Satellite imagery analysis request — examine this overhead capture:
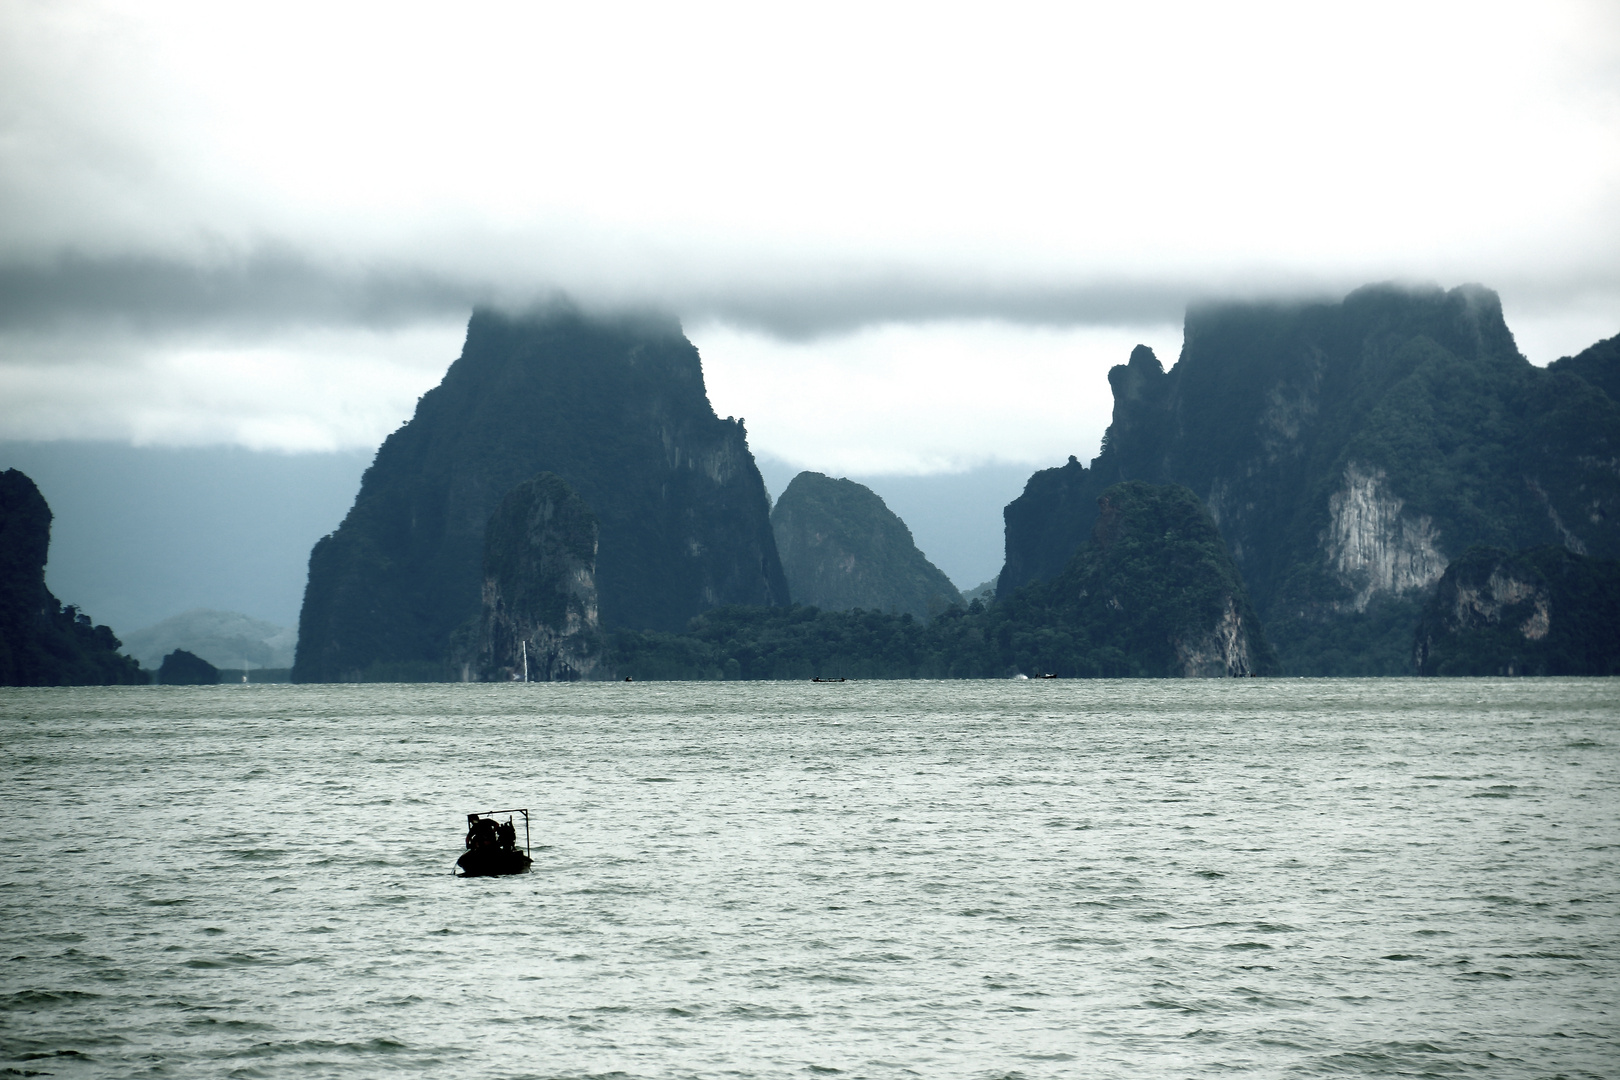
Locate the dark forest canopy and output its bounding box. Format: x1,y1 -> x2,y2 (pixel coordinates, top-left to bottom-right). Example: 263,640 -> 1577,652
1415,545 -> 1620,677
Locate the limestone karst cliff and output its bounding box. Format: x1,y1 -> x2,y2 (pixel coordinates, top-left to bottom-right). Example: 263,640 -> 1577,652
999,284 -> 1620,674
471,472 -> 604,682
771,471 -> 962,620
293,304 -> 788,682
0,469 -> 147,685
995,481 -> 1276,678
1414,545 -> 1620,676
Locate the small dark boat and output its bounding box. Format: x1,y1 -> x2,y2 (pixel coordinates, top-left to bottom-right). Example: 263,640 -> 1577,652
456,808 -> 533,877
811,677 -> 846,683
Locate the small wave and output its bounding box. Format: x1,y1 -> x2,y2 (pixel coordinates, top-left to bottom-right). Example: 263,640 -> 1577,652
1141,998 -> 1203,1013
2,989 -> 102,1007
239,1037 -> 411,1059
185,1017 -> 274,1032
228,849 -> 290,860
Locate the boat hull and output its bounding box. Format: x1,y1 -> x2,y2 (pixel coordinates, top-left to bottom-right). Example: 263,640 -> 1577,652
456,849 -> 533,877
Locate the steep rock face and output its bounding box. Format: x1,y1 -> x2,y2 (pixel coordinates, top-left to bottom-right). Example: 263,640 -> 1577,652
473,473 -> 603,681
993,481 -> 1277,677
1414,545 -> 1620,675
294,305 -> 788,681
1322,463 -> 1447,610
0,469 -> 146,685
1173,597 -> 1257,678
999,284 -> 1620,673
771,472 -> 962,620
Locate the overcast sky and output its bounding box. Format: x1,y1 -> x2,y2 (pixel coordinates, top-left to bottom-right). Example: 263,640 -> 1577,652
2,0 -> 1617,473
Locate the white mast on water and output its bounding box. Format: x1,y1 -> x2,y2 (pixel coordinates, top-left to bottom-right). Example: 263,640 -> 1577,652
521,639 -> 529,683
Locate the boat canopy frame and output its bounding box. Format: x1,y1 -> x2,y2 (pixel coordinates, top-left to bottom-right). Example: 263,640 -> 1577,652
467,807 -> 531,858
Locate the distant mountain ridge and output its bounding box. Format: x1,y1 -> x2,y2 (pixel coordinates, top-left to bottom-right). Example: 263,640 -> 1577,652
294,304 -> 788,682
999,283 -> 1620,674
771,471 -> 962,620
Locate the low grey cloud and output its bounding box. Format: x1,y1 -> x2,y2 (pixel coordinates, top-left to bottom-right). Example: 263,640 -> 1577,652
1,0 -> 1616,461
0,251 -> 483,336
0,246 -> 1340,343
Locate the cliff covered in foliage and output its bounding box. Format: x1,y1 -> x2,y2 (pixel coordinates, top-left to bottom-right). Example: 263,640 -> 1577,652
612,482 -> 1274,679
294,305 -> 788,682
1000,284 -> 1620,674
771,471 -> 962,620
0,469 -> 146,685
1413,546 -> 1620,676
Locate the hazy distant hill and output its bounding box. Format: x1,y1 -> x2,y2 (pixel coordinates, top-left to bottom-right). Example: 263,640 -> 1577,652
121,609 -> 295,671
771,471 -> 962,620
0,469 -> 146,685
294,303 -> 788,682
1000,283 -> 1620,674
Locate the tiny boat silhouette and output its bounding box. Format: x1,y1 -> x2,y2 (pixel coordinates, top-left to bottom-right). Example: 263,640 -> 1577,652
811,677 -> 846,682
456,808 -> 533,877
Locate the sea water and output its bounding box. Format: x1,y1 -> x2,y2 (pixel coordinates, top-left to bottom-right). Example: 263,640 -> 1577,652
1,678 -> 1615,1079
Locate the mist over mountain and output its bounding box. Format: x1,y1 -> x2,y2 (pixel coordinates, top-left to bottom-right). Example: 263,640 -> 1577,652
120,609 -> 295,671
1000,284 -> 1620,674
771,472 -> 962,620
294,304 -> 788,682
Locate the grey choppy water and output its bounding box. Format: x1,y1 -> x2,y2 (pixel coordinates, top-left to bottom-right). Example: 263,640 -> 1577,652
1,679 -> 1616,1079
